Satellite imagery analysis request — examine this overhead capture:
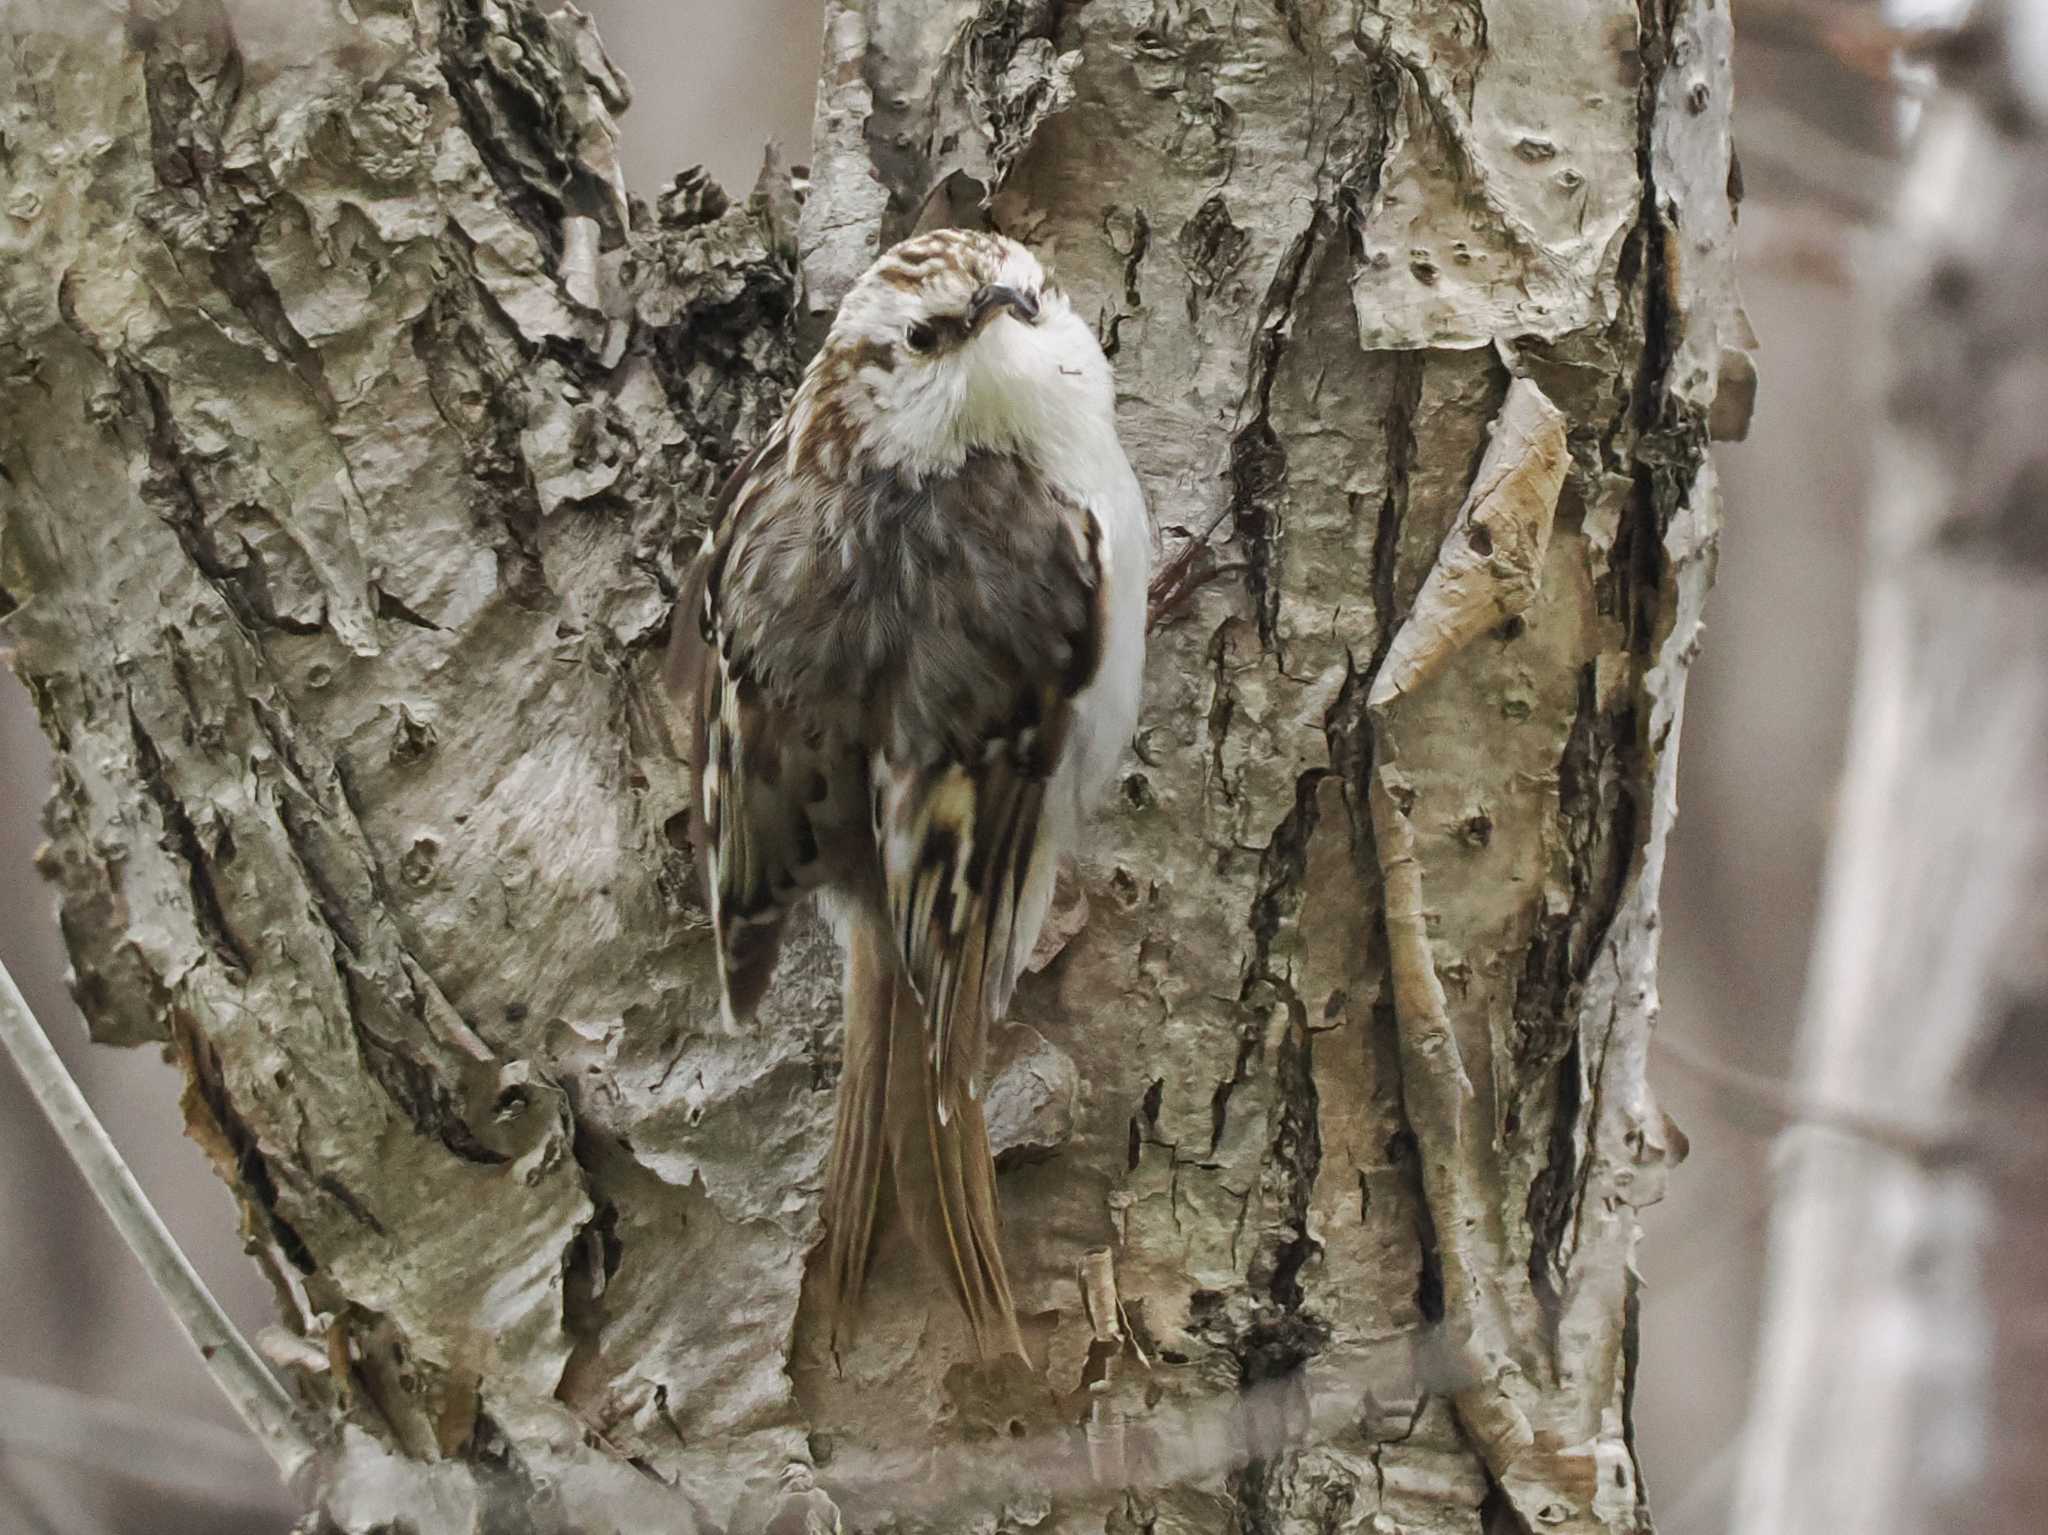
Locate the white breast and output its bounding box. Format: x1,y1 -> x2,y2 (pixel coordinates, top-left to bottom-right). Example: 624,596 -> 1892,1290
1066,461 -> 1150,817
959,298 -> 1152,994
985,303 -> 1152,821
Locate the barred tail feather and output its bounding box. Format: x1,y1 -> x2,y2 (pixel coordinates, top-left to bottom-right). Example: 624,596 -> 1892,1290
818,914 -> 1026,1362
893,998 -> 1025,1362
818,917 -> 895,1349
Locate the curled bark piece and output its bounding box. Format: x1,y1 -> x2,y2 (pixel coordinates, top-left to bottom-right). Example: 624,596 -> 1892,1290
1711,302 -> 1762,441
1080,1247 -> 1123,1344
1369,376 -> 1570,710
560,215 -> 603,310
259,1325 -> 334,1376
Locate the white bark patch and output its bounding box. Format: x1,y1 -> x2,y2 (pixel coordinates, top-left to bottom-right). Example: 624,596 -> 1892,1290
1347,0 -> 1640,349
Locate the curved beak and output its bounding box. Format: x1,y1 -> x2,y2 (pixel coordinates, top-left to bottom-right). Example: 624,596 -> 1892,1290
964,283 -> 1040,333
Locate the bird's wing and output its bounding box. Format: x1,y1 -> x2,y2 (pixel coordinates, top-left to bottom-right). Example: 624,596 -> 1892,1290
667,437 -> 856,1025
874,471 -> 1109,1118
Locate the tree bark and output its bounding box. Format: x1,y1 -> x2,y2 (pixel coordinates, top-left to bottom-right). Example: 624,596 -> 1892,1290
1734,7 -> 2048,1532
0,2 -> 1740,1531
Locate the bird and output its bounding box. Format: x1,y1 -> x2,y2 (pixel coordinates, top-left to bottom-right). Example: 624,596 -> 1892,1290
665,228 -> 1149,1361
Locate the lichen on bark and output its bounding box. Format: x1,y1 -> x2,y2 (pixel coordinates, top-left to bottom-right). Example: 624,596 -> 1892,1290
0,1 -> 1740,1530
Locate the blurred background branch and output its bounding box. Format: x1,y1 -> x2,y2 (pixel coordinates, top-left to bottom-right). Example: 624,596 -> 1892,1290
1735,2 -> 2048,1528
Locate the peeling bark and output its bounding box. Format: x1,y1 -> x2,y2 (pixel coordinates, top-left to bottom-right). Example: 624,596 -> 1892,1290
0,1 -> 1738,1530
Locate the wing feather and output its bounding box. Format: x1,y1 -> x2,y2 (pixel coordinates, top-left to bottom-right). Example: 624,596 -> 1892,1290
668,437 -> 852,1024
668,437 -> 1109,1073
878,506 -> 1106,1117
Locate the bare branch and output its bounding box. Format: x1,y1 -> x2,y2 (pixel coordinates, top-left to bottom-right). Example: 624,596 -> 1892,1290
0,960 -> 314,1486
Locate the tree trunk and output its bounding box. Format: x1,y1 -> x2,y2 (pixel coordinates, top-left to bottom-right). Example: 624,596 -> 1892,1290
0,2 -> 1740,1530
1734,7 -> 2048,1532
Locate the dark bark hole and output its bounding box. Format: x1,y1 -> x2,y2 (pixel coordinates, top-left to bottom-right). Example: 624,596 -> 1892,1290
1209,1078 -> 1233,1154
1468,524 -> 1494,556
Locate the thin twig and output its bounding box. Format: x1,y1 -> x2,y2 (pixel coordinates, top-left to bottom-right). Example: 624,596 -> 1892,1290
1650,1028 -> 1968,1164
0,959 -> 315,1485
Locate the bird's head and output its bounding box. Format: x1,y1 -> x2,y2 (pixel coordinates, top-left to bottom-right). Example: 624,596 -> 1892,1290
792,229 -> 1113,479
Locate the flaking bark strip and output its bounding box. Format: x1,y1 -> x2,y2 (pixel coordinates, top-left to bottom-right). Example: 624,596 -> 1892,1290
1369,379 -> 1570,710
1372,768 -> 1545,1477
1367,375 -> 1581,1519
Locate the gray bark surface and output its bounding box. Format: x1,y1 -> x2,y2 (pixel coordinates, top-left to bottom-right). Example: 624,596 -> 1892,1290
0,2 -> 1740,1530
1735,8 -> 2048,1532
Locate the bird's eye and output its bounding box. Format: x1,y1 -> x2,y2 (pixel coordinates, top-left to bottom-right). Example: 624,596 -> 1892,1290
905,320 -> 939,355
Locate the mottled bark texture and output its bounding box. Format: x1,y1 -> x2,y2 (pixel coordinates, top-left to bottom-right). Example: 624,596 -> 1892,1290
0,2 -> 1740,1531
1734,9 -> 2048,1534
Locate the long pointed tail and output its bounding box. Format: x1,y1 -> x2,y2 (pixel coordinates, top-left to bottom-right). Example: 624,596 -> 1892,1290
817,918 -> 894,1346
818,914 -> 1026,1361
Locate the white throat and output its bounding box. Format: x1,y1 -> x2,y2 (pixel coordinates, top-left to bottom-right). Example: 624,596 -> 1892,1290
904,300 -> 1119,488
